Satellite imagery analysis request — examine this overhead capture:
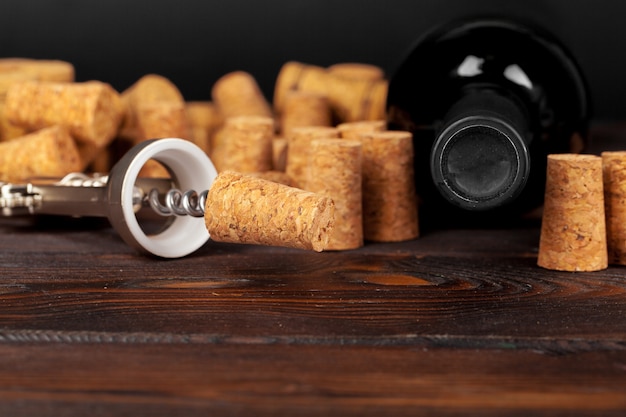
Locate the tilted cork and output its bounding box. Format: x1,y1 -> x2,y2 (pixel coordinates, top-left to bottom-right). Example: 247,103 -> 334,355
0,58 -> 75,99
327,63 -> 385,81
337,119 -> 387,139
4,80 -> 123,148
211,71 -> 273,119
0,125 -> 81,182
119,74 -> 186,143
273,61 -> 387,124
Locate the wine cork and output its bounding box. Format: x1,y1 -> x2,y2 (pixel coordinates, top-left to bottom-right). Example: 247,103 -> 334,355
279,91 -> 331,137
4,80 -> 123,148
126,101 -> 189,178
337,119 -> 387,139
273,61 -> 388,123
211,71 -> 273,119
122,74 -> 184,104
272,137 -> 288,172
185,101 -> 222,154
308,139 -> 363,250
285,126 -> 339,189
537,154 -> 607,272
135,101 -> 189,142
75,141 -> 105,171
359,130 -> 419,242
327,62 -> 385,81
0,125 -> 81,182
602,151 -> 626,265
248,170 -> 294,186
0,58 -> 75,98
0,59 -> 73,140
0,100 -> 28,141
211,115 -> 274,173
205,170 -> 335,252
85,142 -> 113,174
120,74 -> 186,141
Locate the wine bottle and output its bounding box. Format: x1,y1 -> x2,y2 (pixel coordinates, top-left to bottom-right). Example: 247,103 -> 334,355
386,18 -> 590,226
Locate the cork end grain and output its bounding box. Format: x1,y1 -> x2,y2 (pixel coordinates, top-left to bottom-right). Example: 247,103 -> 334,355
537,154 -> 607,272
205,171 -> 335,252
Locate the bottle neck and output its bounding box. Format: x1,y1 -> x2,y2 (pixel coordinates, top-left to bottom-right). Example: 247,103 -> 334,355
430,89 -> 532,211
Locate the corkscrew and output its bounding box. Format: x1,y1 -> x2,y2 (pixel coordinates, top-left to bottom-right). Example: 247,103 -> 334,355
0,138 -> 217,258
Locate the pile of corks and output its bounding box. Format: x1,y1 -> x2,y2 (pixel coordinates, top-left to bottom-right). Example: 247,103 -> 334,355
2,58 -> 626,265
0,58 -> 418,252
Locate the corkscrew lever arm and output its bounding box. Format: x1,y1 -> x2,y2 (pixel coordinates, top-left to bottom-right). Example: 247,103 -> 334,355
1,138 -> 217,258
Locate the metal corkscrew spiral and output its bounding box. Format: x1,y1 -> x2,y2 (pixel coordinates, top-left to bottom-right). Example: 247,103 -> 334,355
147,187 -> 208,217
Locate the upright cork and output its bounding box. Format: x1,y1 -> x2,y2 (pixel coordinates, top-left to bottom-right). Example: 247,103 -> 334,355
279,91 -> 331,137
4,80 -> 123,148
285,126 -> 339,189
210,115 -> 274,173
205,171 -> 335,252
308,139 -> 363,250
337,119 -> 387,139
537,154 -> 607,272
212,71 -> 273,119
0,125 -> 81,182
359,130 -> 419,242
273,61 -> 388,124
185,101 -> 222,154
602,151 -> 626,265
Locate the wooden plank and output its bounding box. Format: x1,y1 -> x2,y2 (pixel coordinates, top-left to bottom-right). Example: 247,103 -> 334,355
1,218 -> 625,415
0,222 -> 625,345
0,342 -> 625,417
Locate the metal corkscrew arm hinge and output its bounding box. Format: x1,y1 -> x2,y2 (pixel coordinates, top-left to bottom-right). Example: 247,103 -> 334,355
0,138 -> 218,258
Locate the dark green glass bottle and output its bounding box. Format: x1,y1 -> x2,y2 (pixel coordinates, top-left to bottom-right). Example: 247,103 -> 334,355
387,18 -> 590,226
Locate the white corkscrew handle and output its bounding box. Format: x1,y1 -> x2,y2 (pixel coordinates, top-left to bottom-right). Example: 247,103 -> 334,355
107,138 -> 217,258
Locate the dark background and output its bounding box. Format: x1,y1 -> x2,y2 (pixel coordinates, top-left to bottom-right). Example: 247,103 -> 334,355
0,0 -> 622,122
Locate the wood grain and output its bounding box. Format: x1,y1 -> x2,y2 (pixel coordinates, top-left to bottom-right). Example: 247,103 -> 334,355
0,214 -> 625,416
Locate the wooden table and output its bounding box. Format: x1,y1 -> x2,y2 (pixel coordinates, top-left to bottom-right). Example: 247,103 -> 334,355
0,208 -> 625,416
